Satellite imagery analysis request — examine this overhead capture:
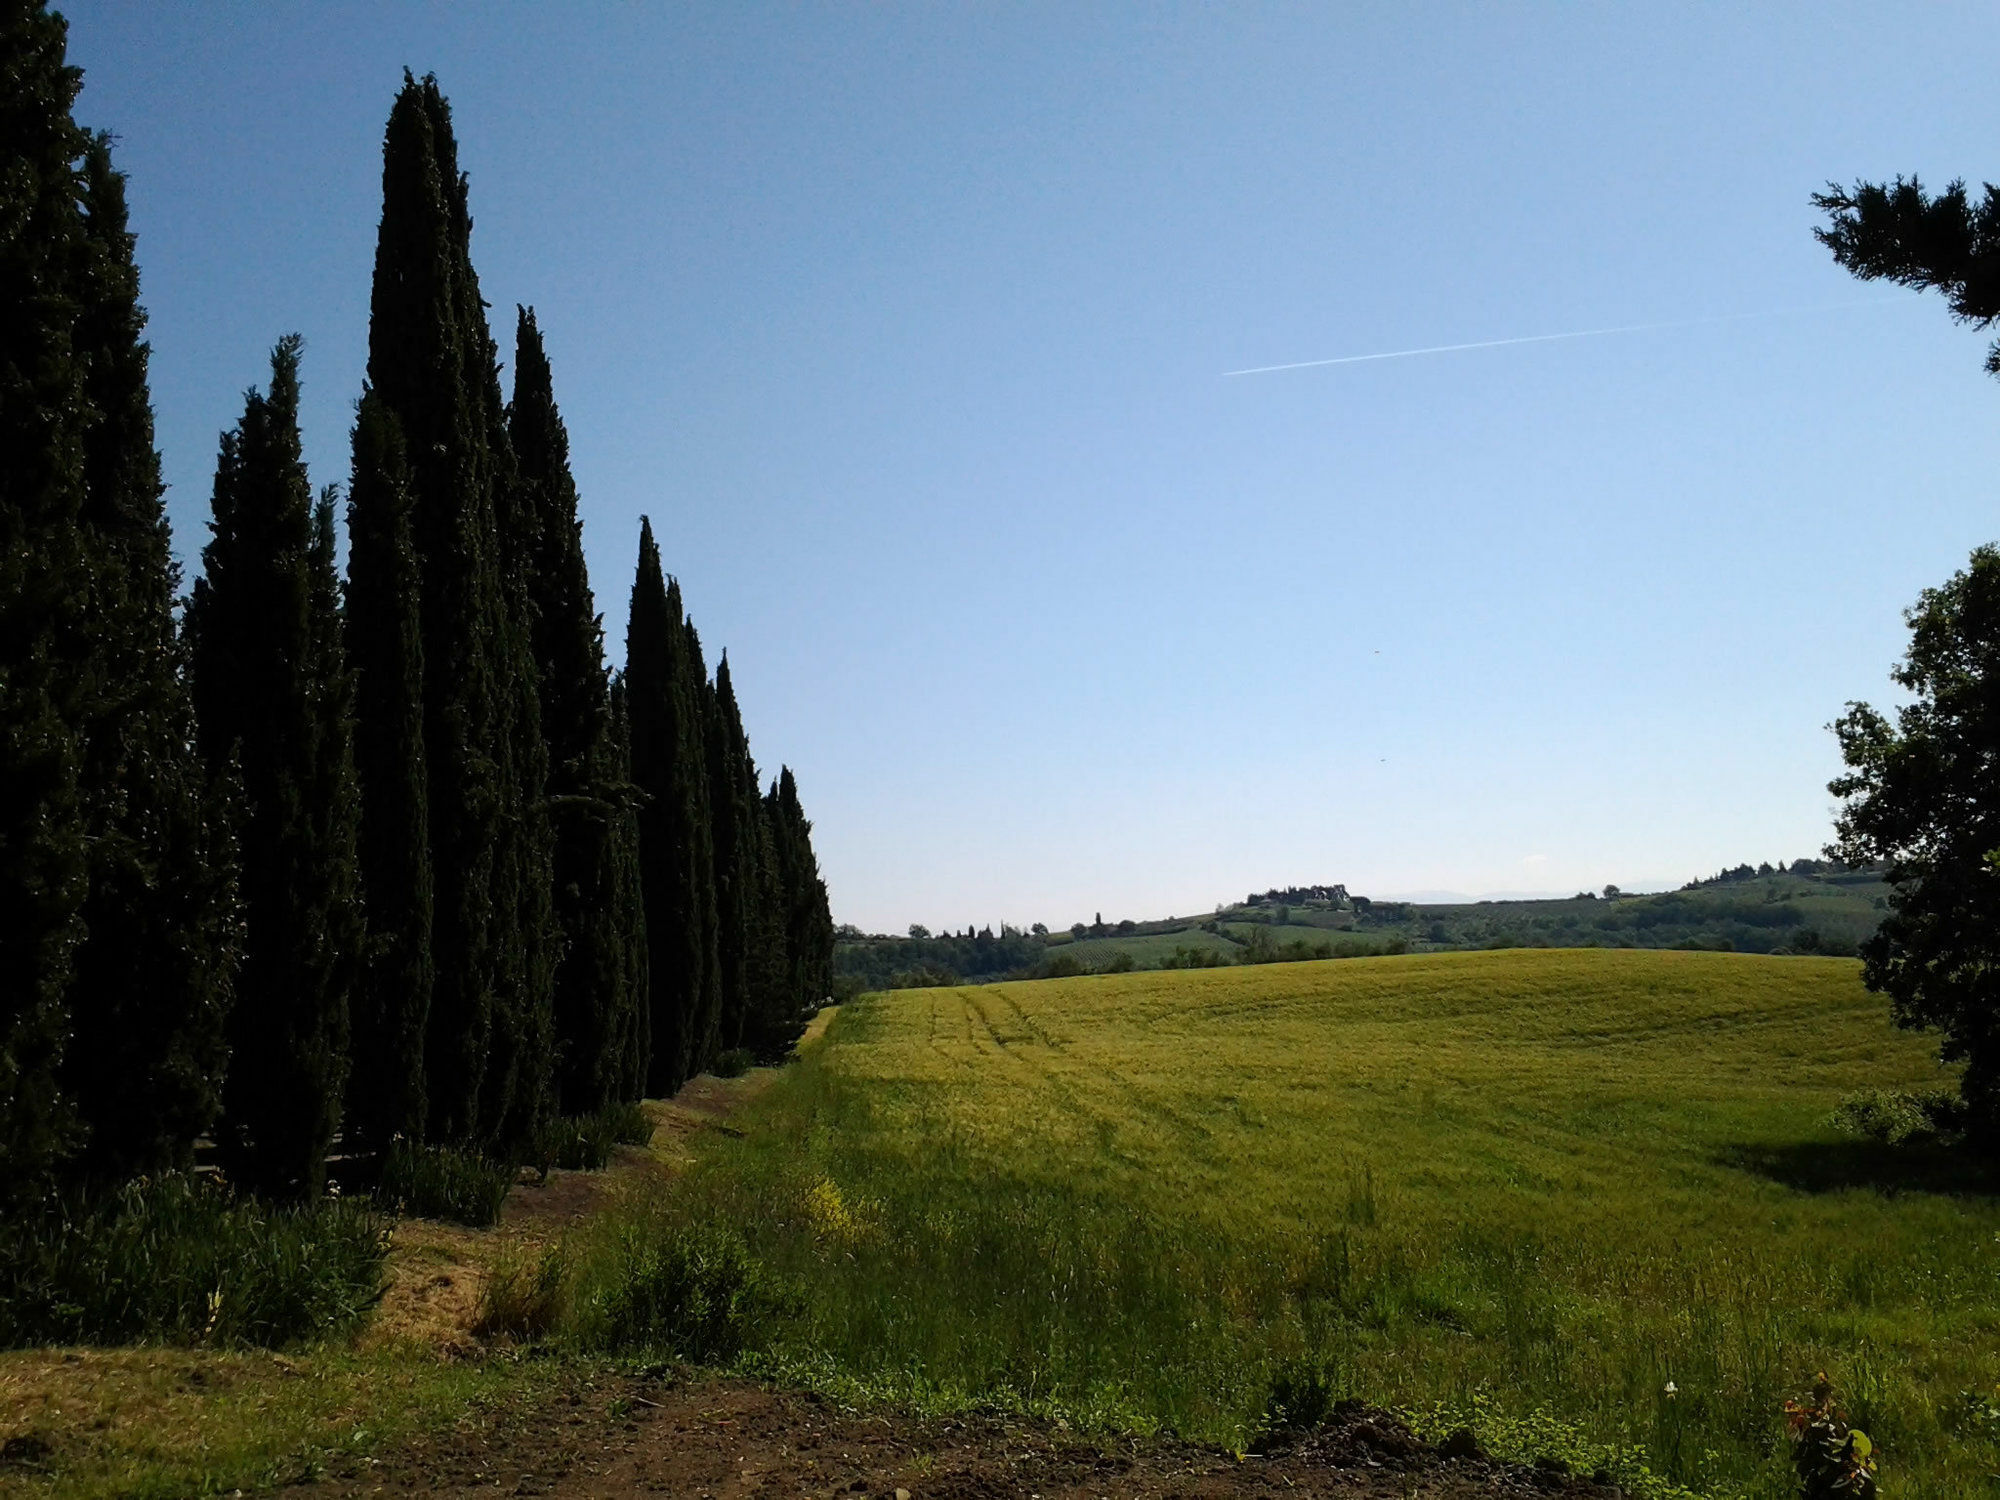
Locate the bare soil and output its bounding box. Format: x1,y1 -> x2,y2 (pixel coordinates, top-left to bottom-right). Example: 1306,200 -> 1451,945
294,1369 -> 1622,1500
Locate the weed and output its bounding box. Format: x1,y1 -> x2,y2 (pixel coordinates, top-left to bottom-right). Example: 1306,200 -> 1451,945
474,1243 -> 569,1343
0,1174 -> 388,1349
376,1141 -> 514,1226
570,1205 -> 792,1363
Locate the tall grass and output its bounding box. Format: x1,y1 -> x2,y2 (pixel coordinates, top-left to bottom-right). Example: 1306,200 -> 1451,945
0,1174 -> 388,1349
610,954 -> 2000,1500
375,1140 -> 516,1226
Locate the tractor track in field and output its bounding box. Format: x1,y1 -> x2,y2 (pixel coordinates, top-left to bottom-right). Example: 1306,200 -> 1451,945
292,1368 -> 1627,1500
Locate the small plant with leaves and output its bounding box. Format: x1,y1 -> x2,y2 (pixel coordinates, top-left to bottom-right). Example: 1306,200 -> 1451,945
1785,1374 -> 1877,1500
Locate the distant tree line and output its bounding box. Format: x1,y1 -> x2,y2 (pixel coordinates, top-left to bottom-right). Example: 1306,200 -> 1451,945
0,16 -> 832,1207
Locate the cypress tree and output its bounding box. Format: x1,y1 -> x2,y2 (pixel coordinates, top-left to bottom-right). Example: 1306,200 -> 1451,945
366,73 -> 519,1145
607,679 -> 651,1101
187,338 -> 361,1198
626,520 -> 718,1095
63,130 -> 239,1185
682,616 -> 723,1075
705,655 -> 758,1053
343,390 -> 432,1147
0,1 -> 92,1200
742,787 -> 793,1059
766,767 -> 834,1053
510,308 -> 637,1115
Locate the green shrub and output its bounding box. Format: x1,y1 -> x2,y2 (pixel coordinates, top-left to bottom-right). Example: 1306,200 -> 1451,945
1099,951 -> 1138,974
712,1048 -> 756,1079
377,1141 -> 514,1226
1829,1087 -> 1965,1145
0,1174 -> 388,1349
573,1216 -> 789,1363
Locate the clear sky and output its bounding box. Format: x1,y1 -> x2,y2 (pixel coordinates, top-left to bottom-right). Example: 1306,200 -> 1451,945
59,2 -> 2000,933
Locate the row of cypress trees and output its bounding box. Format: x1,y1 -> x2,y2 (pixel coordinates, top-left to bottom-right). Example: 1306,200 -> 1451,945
0,10 -> 834,1205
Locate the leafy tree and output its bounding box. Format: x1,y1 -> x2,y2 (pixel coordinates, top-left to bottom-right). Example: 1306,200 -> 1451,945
1829,546 -> 2000,1140
1815,176 -> 2000,375
343,390 -> 433,1147
187,339 -> 361,1197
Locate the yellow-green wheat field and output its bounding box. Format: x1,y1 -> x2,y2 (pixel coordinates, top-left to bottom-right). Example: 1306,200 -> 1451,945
691,949 -> 2000,1500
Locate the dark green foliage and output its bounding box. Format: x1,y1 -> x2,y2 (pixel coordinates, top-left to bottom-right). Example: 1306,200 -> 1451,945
1,10 -> 238,1200
684,620 -> 724,1073
367,74 -> 504,1145
509,308 -> 641,1117
712,1047 -> 755,1079
756,768 -> 834,1057
0,1 -> 91,1203
66,132 -> 240,1187
626,521 -> 719,1095
607,679 -> 652,1099
375,1140 -> 513,1227
706,656 -> 761,1052
365,74 -> 557,1154
1815,176 -> 2000,375
343,390 -> 433,1147
187,339 -> 361,1199
1829,545 -> 2000,1142
0,1174 -> 387,1349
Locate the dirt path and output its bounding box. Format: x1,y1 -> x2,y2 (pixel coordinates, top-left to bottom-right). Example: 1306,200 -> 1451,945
294,1370 -> 1617,1500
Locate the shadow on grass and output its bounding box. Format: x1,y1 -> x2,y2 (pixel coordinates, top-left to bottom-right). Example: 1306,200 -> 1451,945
1721,1137 -> 2000,1197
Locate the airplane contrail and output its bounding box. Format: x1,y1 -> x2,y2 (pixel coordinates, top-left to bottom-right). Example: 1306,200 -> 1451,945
1221,298 -> 1905,377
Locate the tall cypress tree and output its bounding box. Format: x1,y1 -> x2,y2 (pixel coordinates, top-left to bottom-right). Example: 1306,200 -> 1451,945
187,339 -> 361,1198
343,390 -> 432,1147
682,616 -> 723,1075
705,655 -> 757,1053
63,130 -> 240,1186
607,678 -> 651,1101
366,74 -> 511,1145
764,767 -> 834,1055
742,787 -> 793,1059
510,308 -> 638,1115
626,520 -> 717,1095
0,1 -> 92,1200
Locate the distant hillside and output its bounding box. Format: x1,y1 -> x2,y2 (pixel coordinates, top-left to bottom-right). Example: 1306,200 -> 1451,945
834,859 -> 1891,990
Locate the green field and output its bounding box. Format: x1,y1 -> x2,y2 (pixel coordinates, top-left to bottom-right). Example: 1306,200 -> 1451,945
677,950 -> 1997,1500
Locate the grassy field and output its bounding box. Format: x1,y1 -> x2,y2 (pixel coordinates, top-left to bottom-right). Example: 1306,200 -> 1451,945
669,950 -> 1997,1500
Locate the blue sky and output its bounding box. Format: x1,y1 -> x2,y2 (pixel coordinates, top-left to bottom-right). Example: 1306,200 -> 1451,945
61,2 -> 2000,932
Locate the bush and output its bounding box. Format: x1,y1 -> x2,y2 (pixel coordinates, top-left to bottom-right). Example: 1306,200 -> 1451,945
1829,1087 -> 1965,1145
1100,950 -> 1138,974
573,1218 -> 790,1363
1786,1375 -> 1877,1500
377,1141 -> 514,1226
0,1174 -> 388,1349
712,1048 -> 755,1079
